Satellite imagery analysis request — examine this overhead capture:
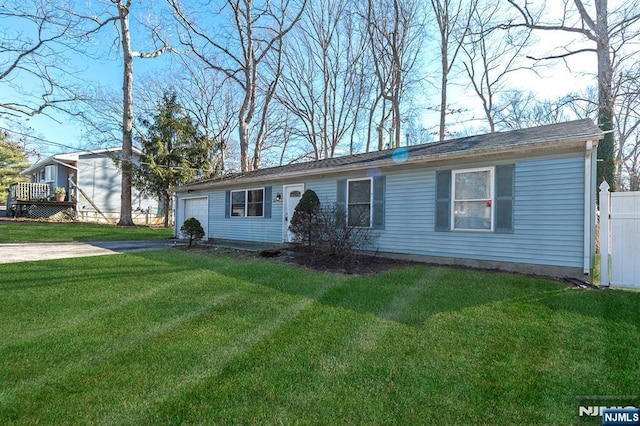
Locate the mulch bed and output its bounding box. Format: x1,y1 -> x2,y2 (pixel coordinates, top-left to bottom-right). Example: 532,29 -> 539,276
277,249 -> 414,275
179,243 -> 414,275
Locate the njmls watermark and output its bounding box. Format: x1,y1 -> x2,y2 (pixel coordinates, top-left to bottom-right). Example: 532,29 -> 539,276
577,396 -> 640,425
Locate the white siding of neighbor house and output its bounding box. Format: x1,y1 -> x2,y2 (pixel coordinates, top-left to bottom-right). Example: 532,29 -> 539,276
77,153 -> 160,218
77,154 -> 122,214
178,153 -> 586,269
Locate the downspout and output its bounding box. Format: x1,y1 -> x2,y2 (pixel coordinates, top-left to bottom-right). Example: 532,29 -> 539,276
583,140 -> 595,275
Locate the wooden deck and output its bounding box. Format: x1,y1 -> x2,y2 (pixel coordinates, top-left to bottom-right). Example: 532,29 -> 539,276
6,183 -> 76,219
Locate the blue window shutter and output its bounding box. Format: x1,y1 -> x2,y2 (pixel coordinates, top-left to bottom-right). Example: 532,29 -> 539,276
336,179 -> 347,212
225,190 -> 231,218
435,170 -> 451,231
264,186 -> 272,218
495,164 -> 515,233
372,175 -> 385,229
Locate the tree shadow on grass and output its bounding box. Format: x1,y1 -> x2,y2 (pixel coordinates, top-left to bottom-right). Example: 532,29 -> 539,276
127,249 -> 636,328
229,251 -> 636,329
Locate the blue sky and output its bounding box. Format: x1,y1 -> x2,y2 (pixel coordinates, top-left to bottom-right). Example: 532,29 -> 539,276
2,1 -> 599,160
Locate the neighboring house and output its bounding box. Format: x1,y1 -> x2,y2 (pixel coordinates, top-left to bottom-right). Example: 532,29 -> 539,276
8,148 -> 162,224
173,119 -> 604,278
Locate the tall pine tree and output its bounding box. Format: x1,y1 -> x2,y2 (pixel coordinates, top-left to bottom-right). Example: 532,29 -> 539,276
134,92 -> 220,227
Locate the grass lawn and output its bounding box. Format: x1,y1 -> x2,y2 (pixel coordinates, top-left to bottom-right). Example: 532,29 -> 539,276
1,250 -> 638,424
0,221 -> 174,243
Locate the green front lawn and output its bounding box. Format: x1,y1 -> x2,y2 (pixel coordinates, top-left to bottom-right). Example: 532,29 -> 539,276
1,250 -> 638,424
0,221 -> 174,243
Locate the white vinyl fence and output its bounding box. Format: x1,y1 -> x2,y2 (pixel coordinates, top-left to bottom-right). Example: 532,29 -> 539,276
599,181 -> 640,289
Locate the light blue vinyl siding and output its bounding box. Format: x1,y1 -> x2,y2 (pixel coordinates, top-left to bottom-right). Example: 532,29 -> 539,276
376,156 -> 585,268
177,155 -> 586,269
208,187 -> 283,243
193,177 -> 343,243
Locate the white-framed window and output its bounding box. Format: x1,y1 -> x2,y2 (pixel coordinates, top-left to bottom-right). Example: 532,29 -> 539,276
44,165 -> 55,182
230,188 -> 264,217
347,178 -> 372,227
452,167 -> 494,231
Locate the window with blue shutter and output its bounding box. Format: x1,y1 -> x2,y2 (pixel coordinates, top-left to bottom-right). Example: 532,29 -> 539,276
372,176 -> 385,229
226,187 -> 267,218
495,164 -> 515,233
264,186 -> 272,219
435,170 -> 451,231
338,177 -> 385,228
437,166 -> 514,233
337,179 -> 347,212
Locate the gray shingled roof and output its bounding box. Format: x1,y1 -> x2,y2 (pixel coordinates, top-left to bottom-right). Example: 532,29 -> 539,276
177,119 -> 602,190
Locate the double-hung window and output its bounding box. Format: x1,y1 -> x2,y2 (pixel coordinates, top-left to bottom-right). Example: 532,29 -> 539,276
436,165 -> 514,233
347,178 -> 372,227
452,167 -> 493,231
230,188 -> 264,217
44,165 -> 55,182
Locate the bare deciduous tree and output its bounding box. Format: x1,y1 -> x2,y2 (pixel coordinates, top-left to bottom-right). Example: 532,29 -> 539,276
170,0 -> 307,172
506,0 -> 640,188
0,0 -> 86,118
430,0 -> 476,141
81,0 -> 171,226
173,56 -> 237,175
276,0 -> 369,160
364,0 -> 425,150
461,2 -> 534,133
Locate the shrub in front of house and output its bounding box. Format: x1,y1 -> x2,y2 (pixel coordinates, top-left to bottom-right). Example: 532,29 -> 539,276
289,189 -> 321,248
290,191 -> 371,269
180,217 -> 205,247
316,203 -> 371,268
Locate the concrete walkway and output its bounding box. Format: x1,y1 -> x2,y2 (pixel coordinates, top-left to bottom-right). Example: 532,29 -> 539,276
0,240 -> 176,264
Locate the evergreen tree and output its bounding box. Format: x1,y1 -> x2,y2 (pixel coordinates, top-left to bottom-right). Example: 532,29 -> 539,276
289,189 -> 321,247
180,217 -> 205,246
134,91 -> 221,227
0,131 -> 30,205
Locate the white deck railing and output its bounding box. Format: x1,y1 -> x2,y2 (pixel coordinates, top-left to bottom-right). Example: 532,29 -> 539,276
8,182 -> 51,202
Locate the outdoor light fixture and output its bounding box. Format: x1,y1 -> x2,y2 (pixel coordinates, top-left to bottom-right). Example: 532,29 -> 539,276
275,193 -> 282,202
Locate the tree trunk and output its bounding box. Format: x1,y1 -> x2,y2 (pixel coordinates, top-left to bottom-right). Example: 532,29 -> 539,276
163,191 -> 171,228
595,0 -> 616,189
117,2 -> 135,226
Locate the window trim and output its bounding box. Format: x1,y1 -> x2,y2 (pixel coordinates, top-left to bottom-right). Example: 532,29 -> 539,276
44,165 -> 55,183
346,177 -> 373,228
451,167 -> 495,232
229,187 -> 265,218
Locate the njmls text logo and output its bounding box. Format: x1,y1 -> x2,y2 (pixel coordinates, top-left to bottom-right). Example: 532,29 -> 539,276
602,408 -> 640,426
579,406 -> 638,418
579,406 -> 640,425
577,396 -> 640,424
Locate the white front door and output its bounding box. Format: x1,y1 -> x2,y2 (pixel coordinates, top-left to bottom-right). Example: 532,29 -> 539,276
283,184 -> 304,242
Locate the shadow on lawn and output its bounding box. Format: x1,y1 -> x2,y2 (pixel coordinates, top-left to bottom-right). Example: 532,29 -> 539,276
127,249 -> 640,329
0,253 -> 192,292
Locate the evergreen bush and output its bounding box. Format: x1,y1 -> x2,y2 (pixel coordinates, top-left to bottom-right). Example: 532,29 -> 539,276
180,217 -> 205,247
289,189 -> 321,247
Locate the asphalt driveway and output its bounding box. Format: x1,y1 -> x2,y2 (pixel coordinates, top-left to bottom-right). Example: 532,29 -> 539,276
0,241 -> 176,264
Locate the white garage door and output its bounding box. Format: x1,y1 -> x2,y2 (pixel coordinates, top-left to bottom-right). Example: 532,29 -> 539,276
183,197 -> 208,240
